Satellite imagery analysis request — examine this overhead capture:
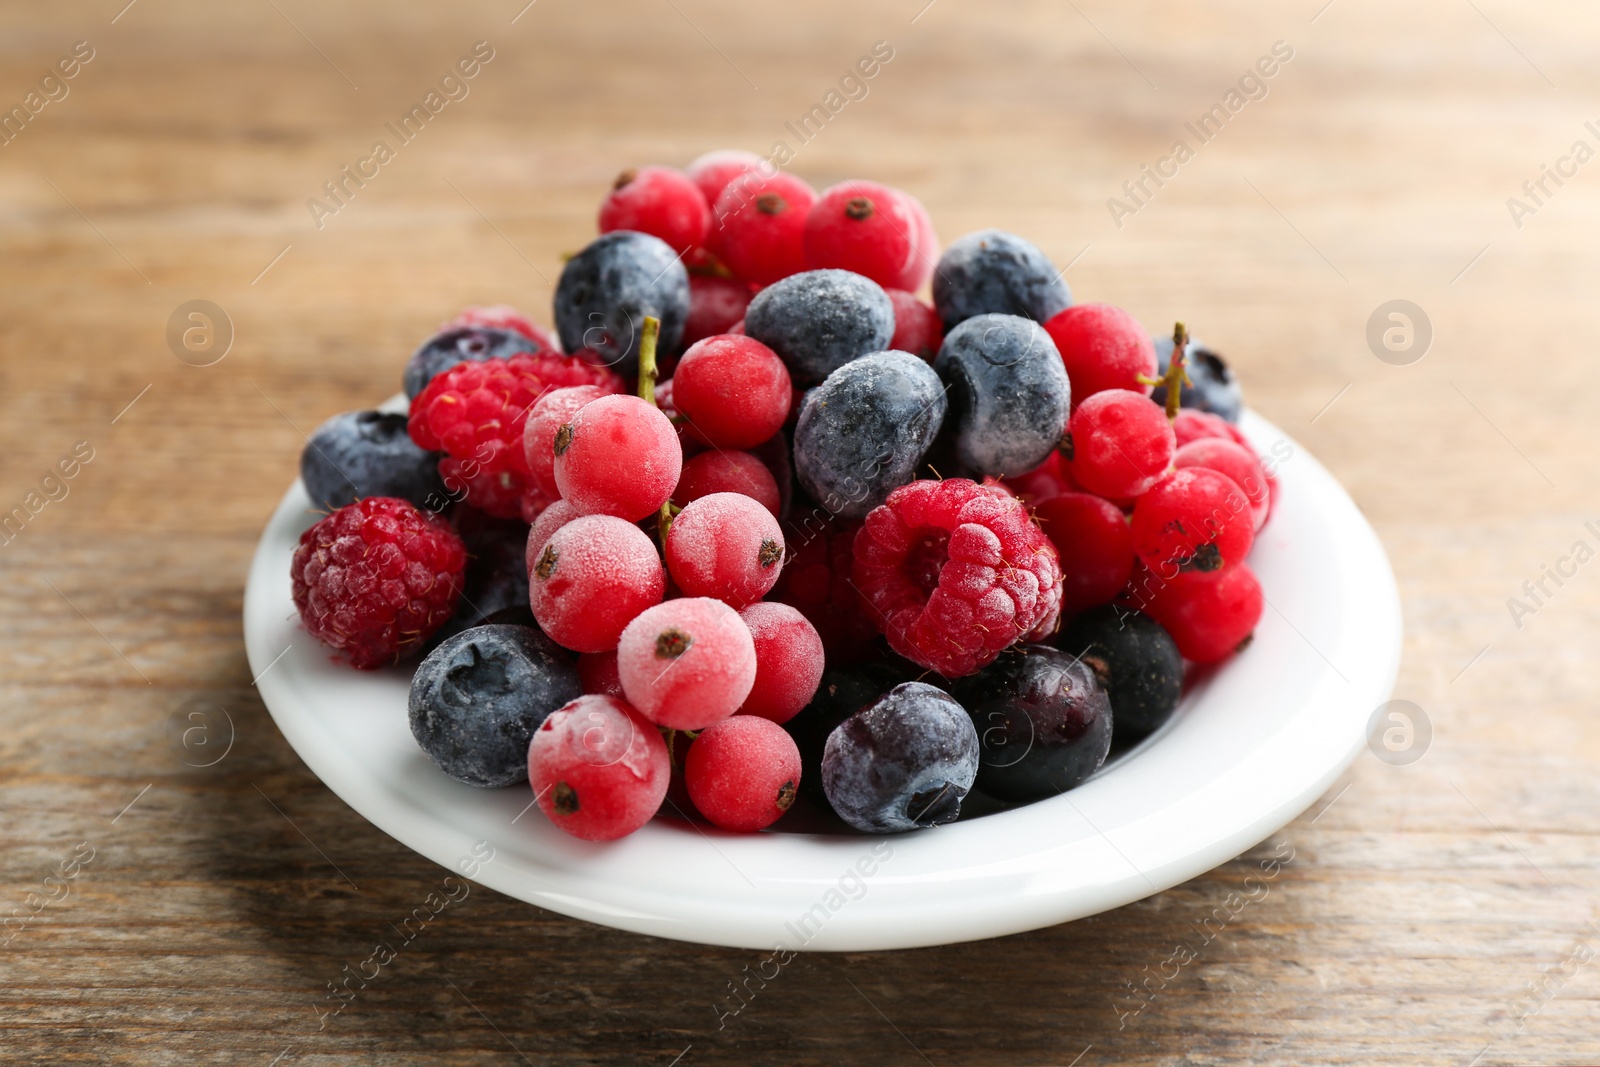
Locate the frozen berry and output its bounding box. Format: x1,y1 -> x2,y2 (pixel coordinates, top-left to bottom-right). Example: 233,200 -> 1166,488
822,681 -> 979,833
886,288 -> 943,362
1064,389 -> 1176,500
932,229 -> 1072,329
598,166 -> 711,257
529,694 -> 669,841
1130,468 -> 1254,576
769,518 -> 882,664
1058,605 -> 1182,742
682,274 -> 753,346
523,385 -> 610,500
443,305 -> 562,355
793,351 -> 947,518
1132,563 -> 1263,663
528,514 -> 665,653
713,172 -> 816,285
1004,450 -> 1079,506
553,394 -> 682,522
853,478 -> 1062,678
290,497 -> 467,669
673,450 -> 780,518
785,659 -> 914,804
687,148 -> 766,212
934,313 -> 1071,478
1174,438 -> 1270,530
736,602 -> 825,724
409,624 -> 580,787
525,498 -> 578,565
901,191 -> 940,293
404,325 -> 544,399
577,649 -> 624,698
408,353 -> 621,519
301,410 -> 445,512
665,492 -> 785,607
685,716 -> 802,832
1152,336 -> 1243,422
952,645 -> 1111,802
1173,408 -> 1252,451
670,335 -> 791,449
555,231 -> 689,376
617,597 -> 757,730
744,269 -> 894,387
803,180 -> 922,291
1034,491 -> 1135,616
1044,303 -> 1158,406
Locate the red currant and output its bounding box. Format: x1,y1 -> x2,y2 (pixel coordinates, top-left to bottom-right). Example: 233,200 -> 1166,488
1130,468 -> 1255,577
670,335 -> 791,450
736,601 -> 825,724
1034,491 -> 1136,616
523,385 -> 608,501
1174,438 -> 1270,531
528,514 -> 665,653
598,165 -> 710,257
577,650 -> 624,698
685,715 -> 802,832
1044,303 -> 1158,406
673,450 -> 781,518
553,394 -> 682,522
1065,389 -> 1175,499
1137,563 -> 1264,663
617,597 -> 757,730
803,180 -> 922,290
665,492 -> 784,607
713,172 -> 816,285
886,288 -> 944,362
686,149 -> 765,213
529,695 -> 669,841
682,274 -> 753,347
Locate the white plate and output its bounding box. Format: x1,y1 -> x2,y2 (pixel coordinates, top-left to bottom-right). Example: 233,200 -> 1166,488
244,410 -> 1401,951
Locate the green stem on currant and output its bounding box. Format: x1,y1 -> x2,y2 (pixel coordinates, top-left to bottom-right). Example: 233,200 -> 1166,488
1138,320 -> 1192,421
636,315 -> 674,549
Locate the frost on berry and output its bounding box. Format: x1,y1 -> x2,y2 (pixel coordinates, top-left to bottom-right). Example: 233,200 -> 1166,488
852,478 -> 1062,678
528,514 -> 665,653
617,598 -> 757,730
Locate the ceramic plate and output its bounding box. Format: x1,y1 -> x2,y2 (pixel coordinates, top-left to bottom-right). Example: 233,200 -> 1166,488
244,409 -> 1401,951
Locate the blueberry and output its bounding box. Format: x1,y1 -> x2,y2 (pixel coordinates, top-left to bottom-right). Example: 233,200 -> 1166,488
793,351 -> 947,519
786,660 -> 916,806
426,517 -> 535,651
554,230 -> 689,376
404,326 -> 544,399
952,645 -> 1111,802
933,313 -> 1071,478
822,681 -> 979,833
300,410 -> 446,511
1058,605 -> 1183,743
932,229 -> 1072,330
743,269 -> 895,387
409,624 -> 580,787
1150,337 -> 1243,422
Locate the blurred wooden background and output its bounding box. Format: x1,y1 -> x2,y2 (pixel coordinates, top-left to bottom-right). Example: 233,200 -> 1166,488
1,1 -> 1597,1063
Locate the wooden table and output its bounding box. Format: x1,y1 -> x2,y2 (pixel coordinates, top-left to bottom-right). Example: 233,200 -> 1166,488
3,1 -> 1596,1063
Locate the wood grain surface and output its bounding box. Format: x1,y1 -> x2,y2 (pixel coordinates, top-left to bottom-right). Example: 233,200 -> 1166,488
2,1 -> 1598,1063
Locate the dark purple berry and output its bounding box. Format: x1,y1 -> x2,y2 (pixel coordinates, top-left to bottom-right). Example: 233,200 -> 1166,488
404,326 -> 545,399
301,410 -> 445,511
1058,605 -> 1183,743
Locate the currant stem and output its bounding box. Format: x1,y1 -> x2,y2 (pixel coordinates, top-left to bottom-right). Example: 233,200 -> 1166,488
636,315 -> 674,549
1138,321 -> 1193,421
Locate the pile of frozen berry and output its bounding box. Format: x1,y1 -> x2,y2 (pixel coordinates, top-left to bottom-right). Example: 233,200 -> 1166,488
289,149 -> 1275,841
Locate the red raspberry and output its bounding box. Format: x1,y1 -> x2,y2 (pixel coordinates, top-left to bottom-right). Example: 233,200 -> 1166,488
713,172 -> 817,285
803,180 -> 923,290
408,354 -> 621,519
853,478 -> 1062,678
617,597 -> 757,730
685,715 -> 802,832
670,335 -> 791,449
768,518 -> 881,664
682,275 -> 753,346
673,450 -> 781,518
1044,303 -> 1158,407
528,514 -> 665,653
290,497 -> 467,669
886,288 -> 944,363
553,394 -> 683,522
736,602 -> 824,724
597,166 -> 711,257
1130,468 -> 1254,577
528,694 -> 670,841
443,304 -> 561,354
1034,491 -> 1135,617
1064,389 -> 1176,499
665,492 -> 785,607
